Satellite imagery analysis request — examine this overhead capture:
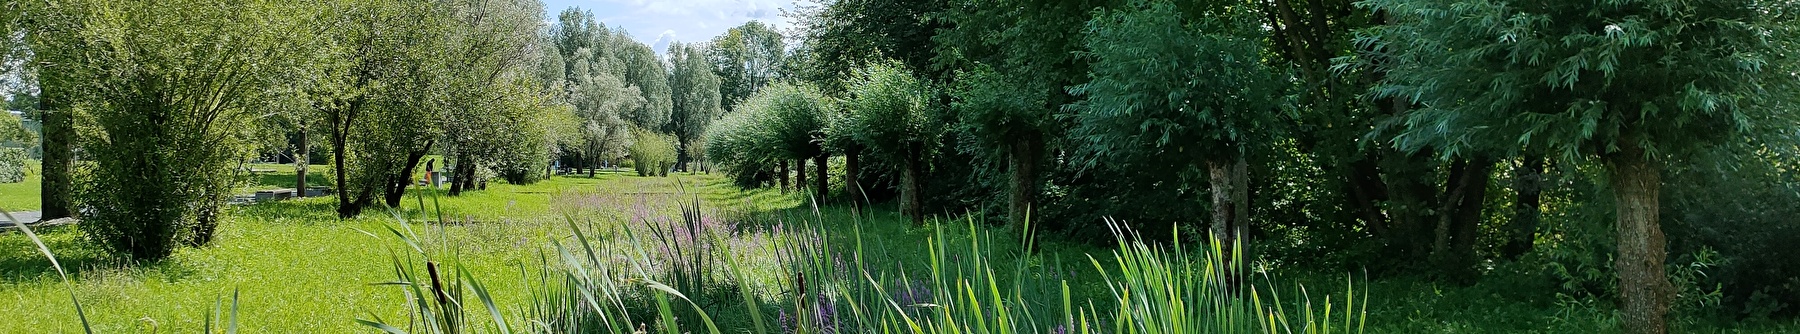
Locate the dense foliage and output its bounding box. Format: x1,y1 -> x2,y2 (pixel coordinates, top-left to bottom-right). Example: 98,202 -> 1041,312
1,0 -> 1798,331
62,0 -> 312,260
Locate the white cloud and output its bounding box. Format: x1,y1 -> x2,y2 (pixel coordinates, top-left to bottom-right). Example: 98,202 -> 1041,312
652,30 -> 677,54
544,0 -> 799,53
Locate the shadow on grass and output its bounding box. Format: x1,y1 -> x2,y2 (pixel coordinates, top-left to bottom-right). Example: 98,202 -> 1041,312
0,225 -> 204,285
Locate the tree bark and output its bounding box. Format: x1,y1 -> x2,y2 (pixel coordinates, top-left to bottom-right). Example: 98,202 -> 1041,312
384,141 -> 433,207
332,105 -> 361,219
1435,157 -> 1495,281
677,140 -> 690,172
1345,157 -> 1390,237
1007,137 -> 1042,227
814,154 -> 828,201
449,151 -> 473,196
295,123 -> 309,197
1609,144 -> 1670,334
796,158 -> 808,195
1432,159 -> 1472,265
38,72 -> 74,220
902,146 -> 924,226
777,159 -> 789,193
1503,155 -> 1545,260
845,146 -> 861,207
1208,159 -> 1239,246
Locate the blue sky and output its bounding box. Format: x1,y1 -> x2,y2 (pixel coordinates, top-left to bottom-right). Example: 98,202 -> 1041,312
540,0 -> 801,54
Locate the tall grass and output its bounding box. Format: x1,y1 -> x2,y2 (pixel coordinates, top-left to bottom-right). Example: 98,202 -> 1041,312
360,191 -> 1366,333
6,210 -> 244,333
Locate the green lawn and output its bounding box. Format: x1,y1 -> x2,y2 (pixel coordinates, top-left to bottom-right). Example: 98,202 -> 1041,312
0,160 -> 41,211
1,171 -> 1796,333
0,172 -> 795,332
0,173 -> 39,212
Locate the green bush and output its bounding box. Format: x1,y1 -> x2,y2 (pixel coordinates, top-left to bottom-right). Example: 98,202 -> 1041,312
69,0 -> 284,261
630,129 -> 677,177
0,148 -> 25,183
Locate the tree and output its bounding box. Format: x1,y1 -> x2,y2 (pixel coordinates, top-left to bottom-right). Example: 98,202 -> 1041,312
936,0 -> 1123,228
707,21 -> 785,110
14,0 -> 90,221
844,61 -> 938,225
1071,0 -> 1282,246
438,0 -> 549,196
764,82 -> 833,198
705,101 -> 778,186
612,33 -> 673,131
1364,0 -> 1800,332
71,0 -> 311,260
668,42 -> 723,172
948,65 -> 1053,227
313,0 -> 452,217
568,61 -> 642,176
3,91 -> 36,121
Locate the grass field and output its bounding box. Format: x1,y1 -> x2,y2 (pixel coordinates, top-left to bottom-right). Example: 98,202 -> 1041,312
0,171 -> 786,332
1,169 -> 1797,332
0,160 -> 40,211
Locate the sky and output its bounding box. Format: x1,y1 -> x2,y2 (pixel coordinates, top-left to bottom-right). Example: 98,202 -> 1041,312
539,0 -> 802,54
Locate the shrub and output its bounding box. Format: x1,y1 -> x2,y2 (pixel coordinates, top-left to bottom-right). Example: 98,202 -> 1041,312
64,0 -> 298,261
630,129 -> 677,177
0,148 -> 25,183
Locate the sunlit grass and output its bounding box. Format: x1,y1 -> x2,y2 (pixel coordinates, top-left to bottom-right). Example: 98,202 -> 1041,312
0,160 -> 41,211
0,172 -> 763,332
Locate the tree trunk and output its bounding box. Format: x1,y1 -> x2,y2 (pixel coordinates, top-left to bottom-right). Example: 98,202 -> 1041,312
1438,157 -> 1495,281
1432,159 -> 1471,265
844,146 -> 862,206
1207,159 -> 1240,246
1503,155 -> 1545,260
796,158 -> 808,195
384,141 -> 433,207
38,73 -> 74,220
295,124 -> 309,197
449,151 -> 471,196
589,153 -> 598,178
777,159 -> 789,193
1609,144 -> 1671,334
902,146 -> 924,226
677,140 -> 690,172
1006,138 -> 1041,227
814,154 -> 828,201
332,113 -> 360,219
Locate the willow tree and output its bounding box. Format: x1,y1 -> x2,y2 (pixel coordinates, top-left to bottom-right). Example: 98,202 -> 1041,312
1365,1 -> 1800,332
844,61 -> 938,225
707,21 -> 785,110
1071,0 -> 1281,245
668,41 -> 723,172
762,82 -> 832,199
71,0 -> 310,260
439,0 -> 547,196
950,65 -> 1053,227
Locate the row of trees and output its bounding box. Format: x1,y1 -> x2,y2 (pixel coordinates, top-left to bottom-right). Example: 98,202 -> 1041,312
695,0 -> 1800,332
0,0 -> 582,260
0,1 -> 810,263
